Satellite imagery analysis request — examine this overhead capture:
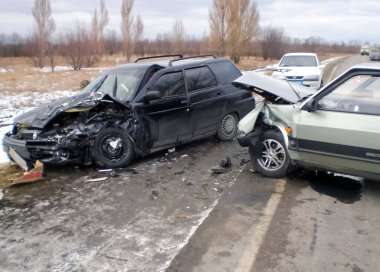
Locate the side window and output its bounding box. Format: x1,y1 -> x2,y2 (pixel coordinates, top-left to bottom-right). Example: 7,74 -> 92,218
185,67 -> 217,92
208,61 -> 242,84
318,75 -> 380,115
151,72 -> 185,97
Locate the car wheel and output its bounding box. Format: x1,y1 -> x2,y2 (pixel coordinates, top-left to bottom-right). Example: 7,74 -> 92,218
319,80 -> 324,89
253,130 -> 290,178
217,113 -> 238,141
92,127 -> 134,168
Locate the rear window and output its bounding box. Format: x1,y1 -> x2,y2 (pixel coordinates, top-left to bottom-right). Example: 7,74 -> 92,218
208,60 -> 242,84
185,67 -> 217,92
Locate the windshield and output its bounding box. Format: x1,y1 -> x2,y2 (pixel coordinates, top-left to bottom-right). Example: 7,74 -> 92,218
81,67 -> 147,101
279,56 -> 318,67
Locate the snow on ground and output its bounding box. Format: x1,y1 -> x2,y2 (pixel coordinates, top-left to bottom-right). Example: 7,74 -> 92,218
36,66 -> 109,73
0,90 -> 79,164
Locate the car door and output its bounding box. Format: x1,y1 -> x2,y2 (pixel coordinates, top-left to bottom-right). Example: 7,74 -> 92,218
293,72 -> 380,176
135,71 -> 192,151
185,66 -> 224,136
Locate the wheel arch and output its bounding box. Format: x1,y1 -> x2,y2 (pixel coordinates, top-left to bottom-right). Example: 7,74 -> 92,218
264,122 -> 289,149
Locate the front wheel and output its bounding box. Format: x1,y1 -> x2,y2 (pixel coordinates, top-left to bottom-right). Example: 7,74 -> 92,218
217,113 -> 238,141
252,130 -> 290,178
92,127 -> 135,168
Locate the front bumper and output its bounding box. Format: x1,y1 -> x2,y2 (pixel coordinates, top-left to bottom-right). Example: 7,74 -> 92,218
2,133 -> 31,160
3,133 -> 85,165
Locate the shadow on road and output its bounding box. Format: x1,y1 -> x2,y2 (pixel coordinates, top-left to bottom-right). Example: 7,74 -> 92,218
304,171 -> 363,204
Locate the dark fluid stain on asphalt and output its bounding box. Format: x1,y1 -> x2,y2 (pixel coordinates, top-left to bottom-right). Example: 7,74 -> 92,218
306,171 -> 363,204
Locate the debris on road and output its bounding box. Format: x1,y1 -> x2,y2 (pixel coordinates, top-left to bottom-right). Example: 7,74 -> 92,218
211,168 -> 228,175
211,187 -> 223,193
220,156 -> 232,168
240,158 -> 250,166
11,161 -> 44,185
151,190 -> 159,199
87,177 -> 108,182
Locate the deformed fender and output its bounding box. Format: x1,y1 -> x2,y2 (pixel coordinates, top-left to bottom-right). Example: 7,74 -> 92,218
267,121 -> 289,148
237,101 -> 290,149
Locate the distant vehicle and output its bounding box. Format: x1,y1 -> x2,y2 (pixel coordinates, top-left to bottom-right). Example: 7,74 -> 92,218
369,48 -> 380,61
271,53 -> 324,89
3,55 -> 255,169
361,44 -> 370,56
234,63 -> 380,181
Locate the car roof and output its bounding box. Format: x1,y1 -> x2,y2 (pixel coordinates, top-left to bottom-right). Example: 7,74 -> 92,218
282,53 -> 317,57
107,57 -> 228,72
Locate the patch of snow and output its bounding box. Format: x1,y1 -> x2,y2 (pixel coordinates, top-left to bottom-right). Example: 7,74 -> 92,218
36,66 -> 110,73
36,66 -> 73,73
0,68 -> 14,73
0,90 -> 79,165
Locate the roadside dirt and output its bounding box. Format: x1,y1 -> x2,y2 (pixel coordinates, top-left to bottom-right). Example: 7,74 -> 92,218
0,137 -> 250,271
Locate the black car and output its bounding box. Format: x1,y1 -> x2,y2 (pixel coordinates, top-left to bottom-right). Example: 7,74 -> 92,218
3,55 -> 255,169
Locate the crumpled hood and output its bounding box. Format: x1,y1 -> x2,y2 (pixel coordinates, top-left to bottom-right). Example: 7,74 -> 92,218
233,72 -> 315,103
14,92 -> 129,128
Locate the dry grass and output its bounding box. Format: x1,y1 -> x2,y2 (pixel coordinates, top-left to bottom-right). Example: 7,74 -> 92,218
0,56 -> 129,94
0,164 -> 24,188
0,55 -> 277,94
0,53 -> 351,95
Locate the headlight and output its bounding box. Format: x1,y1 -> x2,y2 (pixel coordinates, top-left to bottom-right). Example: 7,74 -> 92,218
304,75 -> 320,81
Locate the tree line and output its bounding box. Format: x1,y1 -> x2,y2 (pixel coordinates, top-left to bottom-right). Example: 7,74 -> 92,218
0,0 -> 361,71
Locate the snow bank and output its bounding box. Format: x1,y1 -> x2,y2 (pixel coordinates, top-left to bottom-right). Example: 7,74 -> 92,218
0,90 -> 79,164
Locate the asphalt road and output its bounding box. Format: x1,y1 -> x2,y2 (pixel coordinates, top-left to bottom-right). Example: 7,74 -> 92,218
0,55 -> 378,272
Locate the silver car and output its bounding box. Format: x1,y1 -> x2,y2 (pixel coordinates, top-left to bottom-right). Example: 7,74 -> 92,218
234,63 -> 380,181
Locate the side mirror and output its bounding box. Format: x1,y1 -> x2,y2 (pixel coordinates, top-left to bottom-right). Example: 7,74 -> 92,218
319,64 -> 326,70
303,98 -> 318,113
142,90 -> 161,102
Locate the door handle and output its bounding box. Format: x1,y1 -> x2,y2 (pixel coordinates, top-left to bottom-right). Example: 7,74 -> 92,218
180,100 -> 188,105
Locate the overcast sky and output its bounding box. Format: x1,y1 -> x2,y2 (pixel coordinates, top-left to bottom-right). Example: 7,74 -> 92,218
0,0 -> 379,44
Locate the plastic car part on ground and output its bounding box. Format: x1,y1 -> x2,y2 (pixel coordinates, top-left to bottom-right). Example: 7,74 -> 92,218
11,161 -> 44,185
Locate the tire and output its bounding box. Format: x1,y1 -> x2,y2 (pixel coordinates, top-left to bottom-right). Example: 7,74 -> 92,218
92,127 -> 134,168
319,80 -> 324,89
217,113 -> 238,141
252,130 -> 290,178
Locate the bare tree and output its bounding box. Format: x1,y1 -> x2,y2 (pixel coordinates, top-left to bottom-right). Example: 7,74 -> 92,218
227,0 -> 259,64
209,0 -> 228,56
261,26 -> 285,60
172,20 -> 186,55
86,0 -> 109,67
121,0 -> 135,61
104,30 -> 122,55
133,15 -> 144,56
63,22 -> 91,70
32,0 -> 55,69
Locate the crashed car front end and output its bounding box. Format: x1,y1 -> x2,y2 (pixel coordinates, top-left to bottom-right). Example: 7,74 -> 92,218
2,93 -> 135,168
232,72 -> 315,177
234,72 -> 312,147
